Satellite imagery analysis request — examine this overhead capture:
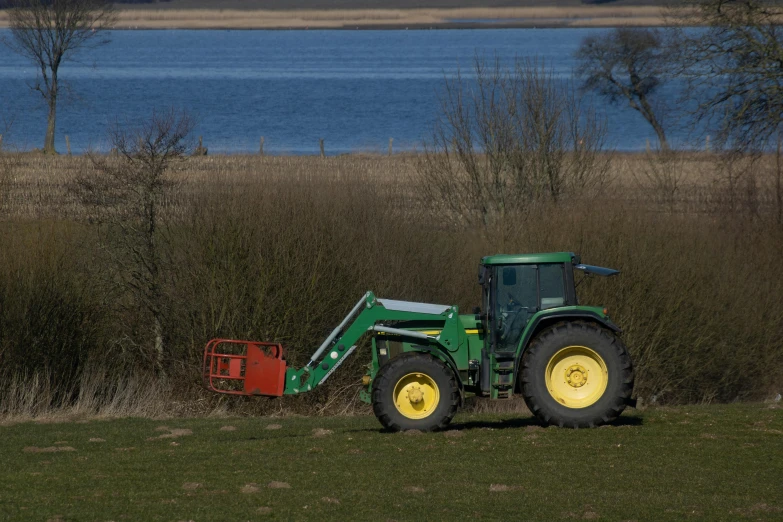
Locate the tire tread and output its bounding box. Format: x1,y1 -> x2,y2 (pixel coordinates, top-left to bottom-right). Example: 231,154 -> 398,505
372,352 -> 459,432
521,321 -> 634,428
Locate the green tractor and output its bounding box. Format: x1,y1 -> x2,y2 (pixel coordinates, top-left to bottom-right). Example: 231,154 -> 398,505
203,252 -> 635,431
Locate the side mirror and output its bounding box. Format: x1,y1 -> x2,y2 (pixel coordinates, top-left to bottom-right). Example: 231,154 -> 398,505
478,265 -> 487,285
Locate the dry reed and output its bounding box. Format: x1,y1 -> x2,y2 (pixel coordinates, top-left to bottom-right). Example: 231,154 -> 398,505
0,6 -> 677,29
0,152 -> 781,419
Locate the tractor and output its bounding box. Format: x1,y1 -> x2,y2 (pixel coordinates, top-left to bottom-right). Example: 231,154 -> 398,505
203,252 -> 635,431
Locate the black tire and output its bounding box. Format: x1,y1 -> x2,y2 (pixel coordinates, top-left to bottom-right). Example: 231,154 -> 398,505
521,321 -> 634,428
372,352 -> 459,432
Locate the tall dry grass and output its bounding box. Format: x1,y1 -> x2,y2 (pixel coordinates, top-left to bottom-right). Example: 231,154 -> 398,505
0,5 -> 674,29
0,151 -> 781,419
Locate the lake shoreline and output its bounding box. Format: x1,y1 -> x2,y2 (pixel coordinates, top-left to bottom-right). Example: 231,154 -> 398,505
0,6 -> 679,30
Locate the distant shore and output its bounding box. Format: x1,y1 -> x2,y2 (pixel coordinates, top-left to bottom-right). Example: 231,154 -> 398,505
0,6 -> 678,30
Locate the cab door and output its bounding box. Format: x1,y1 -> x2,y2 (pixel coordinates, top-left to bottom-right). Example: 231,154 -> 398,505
492,265 -> 538,353
490,263 -> 567,353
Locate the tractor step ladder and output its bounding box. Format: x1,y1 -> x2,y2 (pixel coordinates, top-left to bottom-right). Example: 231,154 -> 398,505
203,339 -> 286,396
492,358 -> 515,399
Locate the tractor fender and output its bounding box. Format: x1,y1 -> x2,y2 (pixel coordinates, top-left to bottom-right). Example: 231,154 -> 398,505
408,343 -> 465,406
374,332 -> 465,406
513,311 -> 621,390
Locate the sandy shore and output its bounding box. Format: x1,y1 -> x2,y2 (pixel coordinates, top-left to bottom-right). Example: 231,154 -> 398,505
0,6 -> 675,30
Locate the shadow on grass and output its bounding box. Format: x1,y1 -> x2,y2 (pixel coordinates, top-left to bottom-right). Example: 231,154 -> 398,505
449,416 -> 541,430
450,415 -> 643,430
344,414 -> 643,435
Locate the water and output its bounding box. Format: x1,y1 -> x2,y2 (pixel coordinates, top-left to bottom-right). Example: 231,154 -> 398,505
0,28 -> 683,154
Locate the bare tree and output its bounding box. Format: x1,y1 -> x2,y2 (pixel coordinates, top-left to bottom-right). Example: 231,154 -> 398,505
576,28 -> 671,149
75,110 -> 194,374
3,0 -> 116,154
674,0 -> 783,151
417,57 -> 611,229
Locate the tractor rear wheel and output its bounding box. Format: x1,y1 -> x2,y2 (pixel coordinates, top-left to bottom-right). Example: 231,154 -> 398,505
372,352 -> 459,432
520,321 -> 633,428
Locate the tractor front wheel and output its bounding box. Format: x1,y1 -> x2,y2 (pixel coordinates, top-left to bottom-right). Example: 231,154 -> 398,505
372,352 -> 459,432
521,321 -> 634,428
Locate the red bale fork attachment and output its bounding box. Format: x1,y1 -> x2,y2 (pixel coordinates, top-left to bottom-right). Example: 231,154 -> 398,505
202,339 -> 287,397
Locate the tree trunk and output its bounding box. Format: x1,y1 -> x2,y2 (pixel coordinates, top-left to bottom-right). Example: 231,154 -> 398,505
44,78 -> 57,154
777,134 -> 782,225
651,120 -> 668,151
147,189 -> 165,375
637,94 -> 668,150
153,314 -> 165,375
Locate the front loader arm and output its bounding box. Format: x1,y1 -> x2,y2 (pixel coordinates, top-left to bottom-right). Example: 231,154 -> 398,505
203,291 -> 463,397
285,292 -> 461,394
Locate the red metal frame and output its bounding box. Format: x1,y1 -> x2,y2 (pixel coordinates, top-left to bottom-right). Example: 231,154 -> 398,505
202,339 -> 287,397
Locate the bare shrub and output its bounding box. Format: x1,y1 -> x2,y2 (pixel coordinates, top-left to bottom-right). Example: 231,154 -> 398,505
0,222 -> 104,413
165,165 -> 471,413
416,56 -> 611,230
74,109 -> 194,374
1,153 -> 782,418
634,148 -> 687,211
707,151 -> 762,218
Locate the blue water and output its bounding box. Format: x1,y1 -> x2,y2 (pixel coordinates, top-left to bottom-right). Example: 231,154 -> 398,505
0,29 -> 683,154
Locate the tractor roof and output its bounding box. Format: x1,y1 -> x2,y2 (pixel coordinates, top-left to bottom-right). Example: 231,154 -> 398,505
481,252 -> 577,265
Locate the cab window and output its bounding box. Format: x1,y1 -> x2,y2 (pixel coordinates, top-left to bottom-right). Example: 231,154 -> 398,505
539,264 -> 565,309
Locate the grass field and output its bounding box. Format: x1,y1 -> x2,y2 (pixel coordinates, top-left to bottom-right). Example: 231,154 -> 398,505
1,403 -> 781,521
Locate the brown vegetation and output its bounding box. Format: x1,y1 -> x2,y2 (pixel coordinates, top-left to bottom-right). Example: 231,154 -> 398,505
0,150 -> 781,419
0,5 -> 674,29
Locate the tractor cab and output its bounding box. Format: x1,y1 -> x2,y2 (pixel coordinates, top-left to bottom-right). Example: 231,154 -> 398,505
478,253 -> 620,357
479,253 -> 580,354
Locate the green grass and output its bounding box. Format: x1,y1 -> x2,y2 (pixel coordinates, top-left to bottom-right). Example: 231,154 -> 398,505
1,404 -> 782,521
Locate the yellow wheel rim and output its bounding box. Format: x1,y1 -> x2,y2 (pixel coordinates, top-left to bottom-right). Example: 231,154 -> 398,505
545,346 -> 608,409
393,372 -> 440,419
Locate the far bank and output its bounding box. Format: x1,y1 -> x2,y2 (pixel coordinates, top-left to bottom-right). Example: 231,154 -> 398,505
0,5 -> 681,30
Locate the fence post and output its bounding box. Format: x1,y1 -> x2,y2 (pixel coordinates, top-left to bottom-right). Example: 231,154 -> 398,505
388,138 -> 393,156
0,134 -> 3,152
259,136 -> 265,156
193,136 -> 207,156
705,135 -> 710,151
646,139 -> 650,152
65,135 -> 71,156
319,138 -> 325,158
